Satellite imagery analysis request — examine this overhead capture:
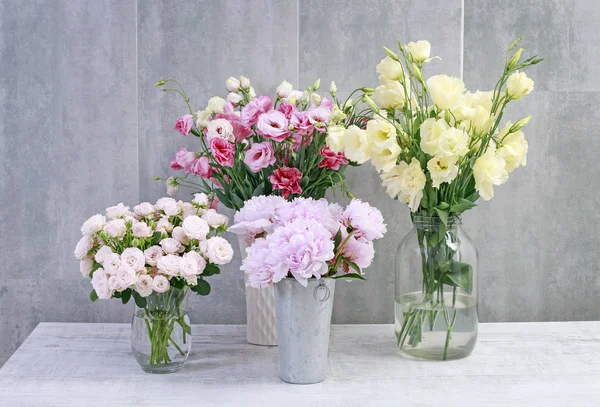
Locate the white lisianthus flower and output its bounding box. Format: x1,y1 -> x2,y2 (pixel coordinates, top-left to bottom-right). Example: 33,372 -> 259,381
196,109 -> 212,128
342,125 -> 370,164
436,127 -> 470,158
192,193 -> 210,208
227,92 -> 243,105
103,219 -> 127,239
132,221 -> 153,238
277,80 -> 293,98
381,158 -> 426,212
420,118 -> 449,155
133,202 -> 155,217
134,275 -> 153,297
80,256 -> 93,277
205,236 -> 234,265
366,119 -> 397,147
160,238 -> 182,255
144,246 -> 163,267
74,235 -> 94,260
156,217 -> 173,234
120,248 -> 146,272
166,177 -> 178,196
202,209 -> 229,228
248,86 -> 256,99
325,125 -> 346,153
426,74 -> 466,110
226,76 -> 240,92
179,255 -> 200,284
94,245 -> 113,264
91,268 -> 112,300
427,156 -> 459,188
473,147 -> 509,200
329,105 -> 346,124
470,105 -> 494,135
284,90 -> 304,105
172,226 -> 189,244
372,76 -> 406,109
105,203 -> 130,219
81,214 -> 106,236
207,96 -> 226,114
162,200 -> 181,217
206,118 -> 235,142
497,127 -> 528,173
182,215 -> 210,240
376,56 -> 404,80
157,254 -> 181,277
506,71 -> 534,100
370,141 -> 401,173
185,251 -> 206,274
310,92 -> 322,106
156,197 -> 177,211
152,275 -> 170,293
103,253 -> 121,275
406,40 -> 431,63
239,76 -> 251,90
114,266 -> 136,291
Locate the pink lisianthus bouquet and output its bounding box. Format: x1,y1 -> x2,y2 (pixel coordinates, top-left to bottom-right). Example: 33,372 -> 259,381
230,196 -> 386,287
156,77 -> 372,210
74,194 -> 234,306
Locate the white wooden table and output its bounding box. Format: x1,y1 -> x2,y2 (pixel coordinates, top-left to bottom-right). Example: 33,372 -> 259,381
0,322 -> 599,406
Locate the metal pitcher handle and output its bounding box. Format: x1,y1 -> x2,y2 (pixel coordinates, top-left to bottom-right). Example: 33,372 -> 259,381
313,280 -> 331,303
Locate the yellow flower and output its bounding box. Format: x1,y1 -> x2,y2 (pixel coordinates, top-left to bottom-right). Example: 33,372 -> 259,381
497,124 -> 528,172
381,158 -> 426,212
325,125 -> 347,153
376,56 -> 404,81
506,71 -> 534,100
370,142 -> 401,173
420,120 -> 469,159
473,147 -> 508,200
342,125 -> 370,164
427,156 -> 459,188
426,74 -> 466,110
372,76 -> 406,109
406,40 -> 431,63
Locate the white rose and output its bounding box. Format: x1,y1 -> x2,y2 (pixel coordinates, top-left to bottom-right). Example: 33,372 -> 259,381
497,126 -> 528,173
157,254 -> 181,276
381,158 -> 426,212
114,266 -> 136,291
179,256 -> 200,284
80,256 -> 93,277
473,147 -> 508,200
207,96 -> 226,114
227,92 -> 243,105
94,245 -> 113,264
206,118 -> 235,142
134,275 -> 154,297
120,248 -> 146,272
156,197 -> 176,211
372,76 -> 406,109
103,219 -> 127,239
160,238 -> 182,255
144,246 -> 163,267
133,202 -> 155,217
506,71 -> 534,100
108,275 -> 120,291
103,253 -> 121,275
185,251 -> 206,274
325,125 -> 347,153
152,275 -> 170,294
182,215 -> 210,240
406,40 -> 431,63
202,209 -> 229,228
226,76 -> 240,92
74,235 -> 94,260
277,80 -> 293,98
192,193 -> 210,207
172,226 -> 189,244
205,236 -> 234,265
342,125 -> 370,164
196,109 -> 212,128
426,75 -> 466,110
162,201 -> 181,217
81,214 -> 106,236
427,156 -> 459,188
239,76 -> 251,90
376,56 -> 404,80
179,202 -> 196,218
105,203 -> 130,219
132,222 -> 153,238
91,268 -> 112,300
198,239 -> 209,257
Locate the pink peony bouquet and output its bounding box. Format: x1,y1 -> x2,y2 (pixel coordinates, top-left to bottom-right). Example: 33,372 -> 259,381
157,77 -> 372,210
230,196 -> 386,287
74,194 -> 234,306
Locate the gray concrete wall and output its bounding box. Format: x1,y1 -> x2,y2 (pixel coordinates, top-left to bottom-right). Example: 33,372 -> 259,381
1,0 -> 598,366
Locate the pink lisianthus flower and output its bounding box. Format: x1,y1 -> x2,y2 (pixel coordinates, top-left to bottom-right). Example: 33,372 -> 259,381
175,114 -> 194,136
318,147 -> 348,170
269,167 -> 302,199
277,101 -> 297,120
171,147 -> 196,170
257,110 -> 290,142
342,199 -> 387,241
307,106 -> 331,133
185,156 -> 212,178
241,96 -> 273,127
312,96 -> 334,111
215,112 -> 253,142
244,142 -> 276,173
290,111 -> 314,135
209,196 -> 220,210
210,138 -> 235,167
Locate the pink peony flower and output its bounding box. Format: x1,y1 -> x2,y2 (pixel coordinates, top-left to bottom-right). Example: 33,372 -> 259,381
269,167 -> 302,199
244,142 -> 276,173
342,199 -> 387,241
277,101 -> 297,119
229,195 -> 287,238
307,106 -> 331,133
273,197 -> 341,236
171,147 -> 196,171
175,114 -> 194,136
318,147 -> 348,170
215,112 -> 253,142
210,138 -> 235,167
290,110 -> 314,135
241,238 -> 275,288
340,229 -> 375,270
257,110 -> 290,142
241,96 -> 273,127
185,156 -> 212,178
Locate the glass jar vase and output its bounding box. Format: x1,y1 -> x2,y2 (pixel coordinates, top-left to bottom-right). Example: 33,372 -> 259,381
395,216 -> 478,360
131,286 -> 191,373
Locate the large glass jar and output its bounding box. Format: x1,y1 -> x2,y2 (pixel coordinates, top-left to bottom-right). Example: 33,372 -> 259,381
131,286 -> 191,373
395,216 -> 478,360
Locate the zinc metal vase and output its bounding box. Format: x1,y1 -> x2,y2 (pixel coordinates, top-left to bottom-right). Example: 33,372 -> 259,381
274,277 -> 336,384
238,236 -> 277,346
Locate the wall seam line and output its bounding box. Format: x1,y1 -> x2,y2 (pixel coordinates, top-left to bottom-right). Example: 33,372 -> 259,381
460,0 -> 464,81
135,0 -> 140,203
296,0 -> 300,86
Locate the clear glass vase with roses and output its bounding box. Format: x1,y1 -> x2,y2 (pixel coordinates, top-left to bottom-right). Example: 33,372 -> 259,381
332,38 -> 542,360
74,196 -> 234,372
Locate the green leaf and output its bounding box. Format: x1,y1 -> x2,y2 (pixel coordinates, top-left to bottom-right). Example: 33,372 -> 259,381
333,228 -> 342,249
214,189 -> 233,209
466,191 -> 480,203
90,290 -> 99,302
191,279 -> 211,296
427,187 -> 438,208
252,182 -> 265,197
202,263 -> 220,277
300,176 -> 310,189
331,273 -> 366,281
151,232 -> 162,245
344,259 -> 362,274
434,208 -> 448,226
121,289 -> 132,304
170,278 -> 185,289
450,198 -> 477,214
132,291 -> 147,308
439,260 -> 473,294
437,202 -> 450,210
230,193 -> 245,209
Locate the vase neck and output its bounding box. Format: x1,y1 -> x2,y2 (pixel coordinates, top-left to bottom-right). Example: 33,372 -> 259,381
411,215 -> 461,232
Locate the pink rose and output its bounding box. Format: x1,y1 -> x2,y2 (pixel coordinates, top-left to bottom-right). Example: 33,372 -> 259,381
215,112 -> 253,142
257,110 -> 290,142
241,96 -> 273,127
269,167 -> 302,199
210,138 -> 235,167
318,147 -> 348,170
185,156 -> 213,178
277,102 -> 297,119
175,114 -> 194,136
307,106 -> 331,133
290,111 -> 314,135
244,142 -> 276,173
171,147 -> 196,170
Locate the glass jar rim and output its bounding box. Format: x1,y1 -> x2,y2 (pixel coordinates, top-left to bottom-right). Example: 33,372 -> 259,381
411,215 -> 462,226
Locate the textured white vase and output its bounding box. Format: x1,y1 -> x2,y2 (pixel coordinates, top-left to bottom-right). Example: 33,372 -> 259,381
238,236 -> 277,346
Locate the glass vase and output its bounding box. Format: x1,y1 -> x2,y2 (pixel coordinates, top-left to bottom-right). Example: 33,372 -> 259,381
395,215 -> 478,360
131,286 -> 191,373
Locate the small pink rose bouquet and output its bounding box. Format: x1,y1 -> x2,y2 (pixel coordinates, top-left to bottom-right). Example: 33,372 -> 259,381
230,196 -> 386,287
157,77 -> 371,210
